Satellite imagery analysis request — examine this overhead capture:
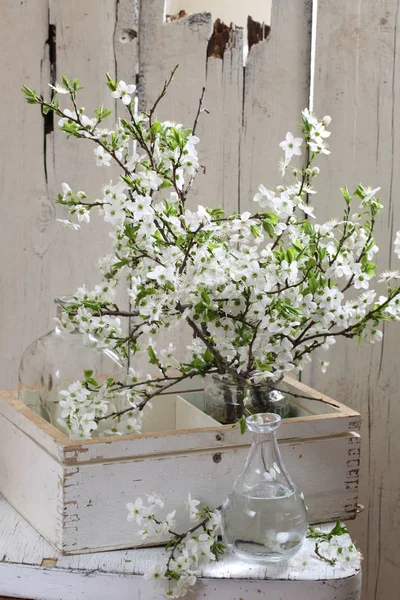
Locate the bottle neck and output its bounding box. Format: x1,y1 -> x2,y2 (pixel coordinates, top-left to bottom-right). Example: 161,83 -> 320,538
235,427 -> 295,494
247,429 -> 280,470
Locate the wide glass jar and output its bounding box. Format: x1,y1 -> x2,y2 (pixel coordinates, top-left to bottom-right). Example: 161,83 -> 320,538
221,413 -> 308,562
18,296 -> 126,437
204,375 -> 290,424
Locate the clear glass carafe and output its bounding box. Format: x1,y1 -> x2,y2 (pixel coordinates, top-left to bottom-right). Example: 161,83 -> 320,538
204,375 -> 290,424
221,413 -> 308,562
18,296 -> 126,437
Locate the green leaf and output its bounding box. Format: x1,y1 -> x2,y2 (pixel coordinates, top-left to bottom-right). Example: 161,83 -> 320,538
165,280 -> 175,292
292,241 -> 303,253
72,79 -> 82,92
22,85 -> 40,104
261,211 -> 279,224
250,225 -> 261,238
201,290 -> 210,306
84,370 -> 93,379
61,75 -> 71,89
171,128 -> 182,146
238,416 -> 247,434
124,223 -> 140,240
159,179 -> 172,189
192,357 -> 205,369
147,346 -> 159,365
286,247 -> 296,263
354,184 -> 366,200
203,348 -> 213,363
105,73 -> 117,92
340,187 -> 352,205
95,105 -> 113,120
211,207 -> 225,219
262,221 -> 275,237
319,247 -> 327,261
302,219 -> 314,235
150,121 -> 163,135
363,261 -> 376,276
308,276 -> 318,295
60,122 -> 81,137
113,258 -> 130,269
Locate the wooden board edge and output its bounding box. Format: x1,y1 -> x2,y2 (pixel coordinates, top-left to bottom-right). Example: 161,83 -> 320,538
0,391 -> 69,446
1,388 -> 360,459
284,376 -> 361,417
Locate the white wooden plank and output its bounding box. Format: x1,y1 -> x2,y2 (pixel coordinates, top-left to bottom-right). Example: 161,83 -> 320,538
0,381 -> 360,465
63,414 -> 358,465
239,0 -> 312,212
45,0 -> 124,307
0,415 -> 63,551
113,0 -> 139,86
0,564 -> 362,600
0,1 -> 51,392
308,2 -> 400,599
0,1 -> 138,392
0,498 -> 361,600
139,2 -> 242,214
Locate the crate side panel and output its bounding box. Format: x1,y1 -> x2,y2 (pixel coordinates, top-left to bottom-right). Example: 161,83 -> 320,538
64,412 -> 358,465
0,414 -> 64,549
62,434 -> 359,553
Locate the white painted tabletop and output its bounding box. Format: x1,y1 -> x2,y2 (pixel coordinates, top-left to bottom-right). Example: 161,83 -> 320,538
0,498 -> 361,600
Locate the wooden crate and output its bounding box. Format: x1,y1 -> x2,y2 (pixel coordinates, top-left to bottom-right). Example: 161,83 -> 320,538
0,377 -> 361,555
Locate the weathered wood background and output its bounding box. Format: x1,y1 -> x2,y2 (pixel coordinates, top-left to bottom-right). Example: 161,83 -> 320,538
0,1 -> 398,599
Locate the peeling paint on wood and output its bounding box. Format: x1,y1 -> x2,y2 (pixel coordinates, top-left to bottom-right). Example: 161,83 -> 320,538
247,15 -> 271,50
207,19 -> 235,59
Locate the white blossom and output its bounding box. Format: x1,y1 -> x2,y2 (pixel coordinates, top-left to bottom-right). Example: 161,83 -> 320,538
56,219 -> 80,231
279,132 -> 302,161
49,82 -> 69,94
94,146 -> 112,167
111,80 -> 136,105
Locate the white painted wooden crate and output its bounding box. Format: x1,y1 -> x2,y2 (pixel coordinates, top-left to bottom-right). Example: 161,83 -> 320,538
0,376 -> 360,555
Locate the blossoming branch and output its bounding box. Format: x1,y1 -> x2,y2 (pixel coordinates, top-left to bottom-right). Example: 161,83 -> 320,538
22,71 -> 400,438
126,492 -> 361,598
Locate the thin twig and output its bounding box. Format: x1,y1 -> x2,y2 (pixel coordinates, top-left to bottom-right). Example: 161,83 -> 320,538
148,65 -> 179,126
192,87 -> 208,136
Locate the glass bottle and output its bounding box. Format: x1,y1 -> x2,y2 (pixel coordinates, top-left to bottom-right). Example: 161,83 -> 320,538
204,375 -> 290,424
221,413 -> 308,562
18,296 -> 126,437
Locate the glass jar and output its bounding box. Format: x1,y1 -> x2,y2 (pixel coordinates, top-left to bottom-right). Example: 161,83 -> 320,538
18,296 -> 126,437
221,413 -> 308,562
204,375 -> 290,424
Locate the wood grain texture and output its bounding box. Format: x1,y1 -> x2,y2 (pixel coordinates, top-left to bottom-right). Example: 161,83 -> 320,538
139,1 -> 244,214
0,497 -> 361,600
305,2 -> 400,599
0,0 -> 137,392
240,0 -> 312,212
1,0 -> 395,595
